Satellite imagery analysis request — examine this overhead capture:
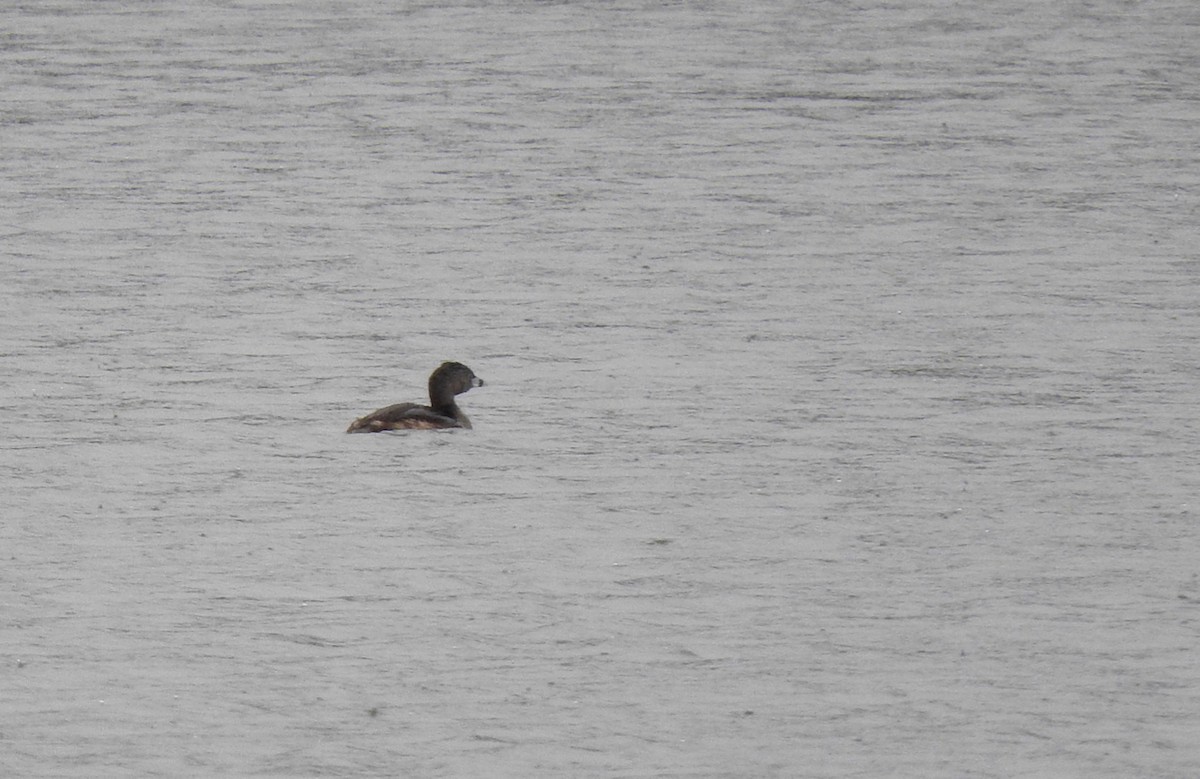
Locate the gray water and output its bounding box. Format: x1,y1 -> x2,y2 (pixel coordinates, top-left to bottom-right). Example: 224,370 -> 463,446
3,1 -> 1199,776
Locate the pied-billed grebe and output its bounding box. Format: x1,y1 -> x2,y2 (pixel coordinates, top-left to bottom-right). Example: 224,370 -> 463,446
347,361 -> 484,433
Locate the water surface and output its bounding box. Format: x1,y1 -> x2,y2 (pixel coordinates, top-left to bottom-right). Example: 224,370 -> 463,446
3,1 -> 1199,776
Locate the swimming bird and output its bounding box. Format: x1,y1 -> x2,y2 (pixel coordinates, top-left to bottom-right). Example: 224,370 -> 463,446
347,361 -> 484,432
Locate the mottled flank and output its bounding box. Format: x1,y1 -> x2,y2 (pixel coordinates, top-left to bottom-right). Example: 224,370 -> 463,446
348,413 -> 455,432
